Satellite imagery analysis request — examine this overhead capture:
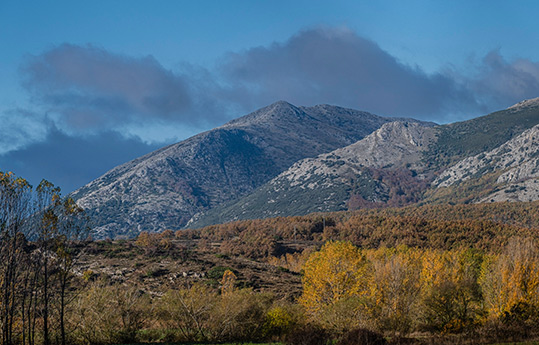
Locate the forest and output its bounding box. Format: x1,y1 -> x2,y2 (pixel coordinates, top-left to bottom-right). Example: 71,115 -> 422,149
2,171 -> 539,345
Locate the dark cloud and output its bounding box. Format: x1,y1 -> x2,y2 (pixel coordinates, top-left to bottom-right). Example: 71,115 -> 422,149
218,28 -> 482,120
467,50 -> 539,110
0,127 -> 162,193
21,44 -> 225,132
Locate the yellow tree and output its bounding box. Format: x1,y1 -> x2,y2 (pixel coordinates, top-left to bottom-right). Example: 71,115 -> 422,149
299,241 -> 371,330
221,269 -> 237,295
480,237 -> 539,318
367,246 -> 423,335
420,248 -> 484,333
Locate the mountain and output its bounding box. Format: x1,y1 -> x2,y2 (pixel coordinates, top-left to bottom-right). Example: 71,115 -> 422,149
72,101 -> 417,238
186,121 -> 437,227
187,99 -> 539,228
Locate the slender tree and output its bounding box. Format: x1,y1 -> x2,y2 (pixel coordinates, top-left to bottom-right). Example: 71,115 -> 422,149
0,172 -> 32,345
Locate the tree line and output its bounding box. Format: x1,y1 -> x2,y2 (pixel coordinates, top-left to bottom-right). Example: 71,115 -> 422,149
63,237 -> 539,345
180,201 -> 539,260
300,240 -> 539,338
3,169 -> 539,344
0,172 -> 88,345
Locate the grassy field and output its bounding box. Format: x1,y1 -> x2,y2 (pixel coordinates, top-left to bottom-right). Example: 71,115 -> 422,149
125,338 -> 539,345
491,342 -> 539,345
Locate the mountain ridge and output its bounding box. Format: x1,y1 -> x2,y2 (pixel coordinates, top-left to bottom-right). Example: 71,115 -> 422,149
72,101 -> 420,238
187,102 -> 539,228
73,99 -> 539,238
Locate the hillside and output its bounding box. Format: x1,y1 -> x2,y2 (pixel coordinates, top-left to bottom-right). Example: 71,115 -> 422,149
72,101 -> 414,238
76,200 -> 539,298
423,97 -> 539,168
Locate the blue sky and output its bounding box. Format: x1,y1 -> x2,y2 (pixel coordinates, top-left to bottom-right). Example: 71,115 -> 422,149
2,0 -> 539,193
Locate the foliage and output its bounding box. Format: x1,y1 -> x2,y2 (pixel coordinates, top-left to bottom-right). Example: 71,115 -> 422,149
299,240 -> 539,338
186,201 -> 539,260
69,280 -> 150,344
0,171 -> 89,345
158,284 -> 217,342
221,269 -> 237,295
299,241 -> 370,327
207,266 -> 234,280
284,324 -> 330,345
366,247 -> 422,334
480,237 -> 539,318
337,328 -> 387,345
263,305 -> 300,340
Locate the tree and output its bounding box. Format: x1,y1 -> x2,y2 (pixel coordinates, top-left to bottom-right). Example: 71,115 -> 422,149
420,249 -> 484,333
55,197 -> 89,345
367,247 -> 422,335
221,269 -> 237,295
0,172 -> 89,345
34,180 -> 62,345
480,237 -> 539,319
299,241 -> 371,330
160,284 -> 216,341
0,172 -> 32,345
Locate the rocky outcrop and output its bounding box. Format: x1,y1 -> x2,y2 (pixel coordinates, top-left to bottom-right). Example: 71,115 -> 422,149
435,124 -> 539,188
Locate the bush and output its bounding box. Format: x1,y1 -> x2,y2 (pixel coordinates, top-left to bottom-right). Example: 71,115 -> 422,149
68,281 -> 149,344
284,324 -> 330,345
208,289 -> 273,342
263,304 -> 302,340
158,284 -> 217,342
337,328 -> 387,345
207,265 -> 234,280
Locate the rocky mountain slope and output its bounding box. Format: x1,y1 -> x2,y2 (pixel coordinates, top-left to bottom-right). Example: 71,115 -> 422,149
186,121 -> 437,227
187,99 -> 539,228
72,101 -> 415,238
435,123 -> 539,202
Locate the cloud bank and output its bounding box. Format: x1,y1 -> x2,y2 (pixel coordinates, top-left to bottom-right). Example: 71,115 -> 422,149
0,127 -> 161,193
219,28 -> 480,118
20,43 -> 226,133
3,27 -> 539,192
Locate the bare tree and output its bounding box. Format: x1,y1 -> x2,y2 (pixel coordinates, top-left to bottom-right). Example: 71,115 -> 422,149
0,172 -> 32,345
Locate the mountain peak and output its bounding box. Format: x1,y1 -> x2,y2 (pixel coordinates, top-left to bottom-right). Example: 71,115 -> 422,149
74,101 -> 399,238
507,97 -> 539,111
221,100 -> 302,128
270,100 -> 295,108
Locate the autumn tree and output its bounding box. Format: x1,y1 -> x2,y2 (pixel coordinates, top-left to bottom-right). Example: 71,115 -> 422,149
480,237 -> 539,321
55,197 -> 89,345
300,241 -> 371,330
367,246 -> 423,335
419,249 -> 484,333
221,269 -> 237,295
0,172 -> 89,345
160,284 -> 216,341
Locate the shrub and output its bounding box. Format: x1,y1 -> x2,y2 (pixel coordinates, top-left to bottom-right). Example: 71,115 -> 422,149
263,304 -> 301,340
68,280 -> 149,344
208,289 -> 273,342
207,265 -> 234,280
284,324 -> 330,345
337,328 -> 387,345
158,284 -> 217,342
